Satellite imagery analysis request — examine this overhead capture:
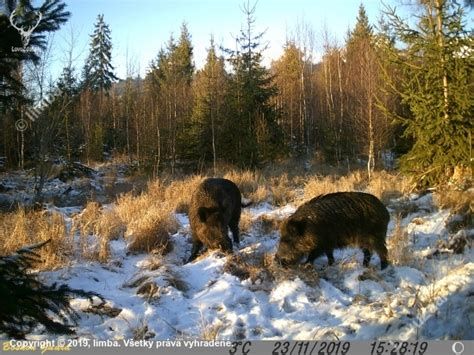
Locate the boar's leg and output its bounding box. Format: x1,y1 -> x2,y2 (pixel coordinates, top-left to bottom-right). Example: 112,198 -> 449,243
188,239 -> 203,263
325,250 -> 335,265
374,242 -> 389,270
229,225 -> 240,246
307,247 -> 325,264
218,234 -> 233,252
229,206 -> 240,246
362,248 -> 372,267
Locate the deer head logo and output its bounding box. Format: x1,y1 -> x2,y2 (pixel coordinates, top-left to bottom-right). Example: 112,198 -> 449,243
9,8 -> 43,48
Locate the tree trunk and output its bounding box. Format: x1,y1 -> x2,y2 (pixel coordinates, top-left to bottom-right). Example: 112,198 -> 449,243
337,51 -> 344,163
434,0 -> 449,121
367,109 -> 375,181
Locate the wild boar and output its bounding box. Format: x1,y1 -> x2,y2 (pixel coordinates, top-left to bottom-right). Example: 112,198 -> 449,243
276,192 -> 390,269
188,178 -> 242,262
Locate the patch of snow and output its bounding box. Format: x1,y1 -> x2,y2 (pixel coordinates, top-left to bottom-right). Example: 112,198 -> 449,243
1,187 -> 472,342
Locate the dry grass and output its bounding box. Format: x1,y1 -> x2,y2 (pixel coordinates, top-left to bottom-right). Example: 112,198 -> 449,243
367,171 -> 411,203
223,251 -> 319,290
72,202 -> 124,262
0,167 -> 414,268
223,170 -> 261,194
0,208 -> 70,269
73,175 -> 199,257
269,174 -> 297,206
200,322 -> 224,341
387,216 -> 413,266
448,165 -> 472,190
162,265 -> 189,292
198,305 -> 225,340
136,280 -> 161,300
131,319 -> 155,340
111,178 -> 180,254
115,192 -> 178,254
163,175 -> 204,213
214,169 -> 271,203
434,188 -> 473,215
95,208 -> 124,241
302,173 -> 358,202
239,210 -> 254,234
253,214 -> 281,235
223,253 -> 268,283
239,211 -> 281,236
303,170 -> 410,204
73,201 -> 102,237
248,185 -> 269,204
434,187 -> 473,233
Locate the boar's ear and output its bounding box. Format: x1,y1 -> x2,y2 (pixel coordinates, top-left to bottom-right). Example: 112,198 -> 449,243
287,219 -> 306,236
198,207 -> 219,223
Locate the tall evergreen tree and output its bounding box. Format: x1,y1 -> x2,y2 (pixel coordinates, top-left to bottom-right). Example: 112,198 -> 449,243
173,23 -> 194,84
56,66 -> 77,96
79,14 -> 117,162
0,0 -> 69,107
146,23 -> 194,173
173,23 -> 195,165
190,37 -> 228,172
0,0 -> 69,167
82,14 -> 117,92
54,65 -> 79,160
384,0 -> 473,188
224,1 -> 283,167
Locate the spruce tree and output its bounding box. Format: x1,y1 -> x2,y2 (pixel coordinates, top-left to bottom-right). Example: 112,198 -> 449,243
384,0 -> 472,188
172,23 -> 194,84
0,240 -> 101,339
56,66 -> 77,97
173,23 -> 195,164
54,65 -> 78,160
0,0 -> 69,168
0,0 -> 69,107
82,14 -> 118,92
190,37 -> 228,172
146,24 -> 194,173
224,1 -> 283,167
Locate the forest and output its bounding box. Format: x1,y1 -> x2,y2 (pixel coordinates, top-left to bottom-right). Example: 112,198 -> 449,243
0,0 -> 471,189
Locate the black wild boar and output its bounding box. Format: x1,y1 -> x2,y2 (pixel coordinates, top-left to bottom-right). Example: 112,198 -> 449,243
188,178 -> 243,262
276,192 -> 390,269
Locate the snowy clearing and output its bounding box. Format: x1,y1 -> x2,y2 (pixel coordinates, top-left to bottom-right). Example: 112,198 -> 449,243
10,190 -> 470,342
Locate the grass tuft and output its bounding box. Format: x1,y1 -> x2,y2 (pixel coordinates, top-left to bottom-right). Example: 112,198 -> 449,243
387,216 -> 413,266
0,209 -> 70,269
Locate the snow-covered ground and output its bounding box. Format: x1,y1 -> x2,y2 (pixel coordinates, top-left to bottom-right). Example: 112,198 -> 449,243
0,162 -> 138,209
24,192 -> 472,341
1,166 -> 472,341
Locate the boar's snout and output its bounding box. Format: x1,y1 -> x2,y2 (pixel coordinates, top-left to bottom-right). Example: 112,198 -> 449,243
274,254 -> 289,266
274,249 -> 299,267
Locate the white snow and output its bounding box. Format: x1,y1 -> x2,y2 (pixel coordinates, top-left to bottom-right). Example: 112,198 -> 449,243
1,180 -> 472,341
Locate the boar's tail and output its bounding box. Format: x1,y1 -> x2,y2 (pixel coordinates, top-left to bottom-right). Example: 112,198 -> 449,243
241,197 -> 252,208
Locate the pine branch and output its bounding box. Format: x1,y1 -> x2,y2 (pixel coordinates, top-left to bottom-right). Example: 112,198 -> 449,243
0,240 -> 103,339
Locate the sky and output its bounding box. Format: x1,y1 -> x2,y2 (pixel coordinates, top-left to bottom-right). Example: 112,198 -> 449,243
2,0 -> 421,82
39,0 -> 394,80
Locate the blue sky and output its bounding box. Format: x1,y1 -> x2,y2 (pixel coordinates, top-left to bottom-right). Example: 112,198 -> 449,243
37,0 -> 389,80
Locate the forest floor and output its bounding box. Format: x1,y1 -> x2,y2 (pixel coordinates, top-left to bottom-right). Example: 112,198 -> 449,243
0,162 -> 472,340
